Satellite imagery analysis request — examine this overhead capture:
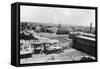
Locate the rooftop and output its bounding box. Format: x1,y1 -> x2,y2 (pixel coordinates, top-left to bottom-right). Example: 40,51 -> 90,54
78,32 -> 95,37
20,50 -> 32,55
75,35 -> 95,41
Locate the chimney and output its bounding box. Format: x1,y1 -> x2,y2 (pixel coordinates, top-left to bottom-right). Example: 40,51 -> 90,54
90,22 -> 92,33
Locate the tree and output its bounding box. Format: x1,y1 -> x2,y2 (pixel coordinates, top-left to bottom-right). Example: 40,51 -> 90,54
56,29 -> 69,35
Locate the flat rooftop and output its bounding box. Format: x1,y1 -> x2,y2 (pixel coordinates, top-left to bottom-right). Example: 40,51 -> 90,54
75,35 -> 95,41
78,32 -> 95,37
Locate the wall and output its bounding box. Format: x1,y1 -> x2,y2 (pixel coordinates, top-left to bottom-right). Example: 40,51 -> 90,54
0,0 -> 99,69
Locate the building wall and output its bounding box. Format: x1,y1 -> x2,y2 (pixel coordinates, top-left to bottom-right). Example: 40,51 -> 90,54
72,36 -> 96,57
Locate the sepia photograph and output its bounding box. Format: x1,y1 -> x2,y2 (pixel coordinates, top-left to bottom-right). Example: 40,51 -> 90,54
19,5 -> 96,64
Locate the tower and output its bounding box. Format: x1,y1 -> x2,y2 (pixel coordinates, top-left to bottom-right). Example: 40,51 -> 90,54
90,22 -> 92,33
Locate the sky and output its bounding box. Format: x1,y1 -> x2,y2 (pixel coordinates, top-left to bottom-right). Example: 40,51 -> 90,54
20,5 -> 95,27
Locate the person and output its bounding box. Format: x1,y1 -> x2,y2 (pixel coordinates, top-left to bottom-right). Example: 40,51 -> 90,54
51,55 -> 55,60
40,44 -> 44,55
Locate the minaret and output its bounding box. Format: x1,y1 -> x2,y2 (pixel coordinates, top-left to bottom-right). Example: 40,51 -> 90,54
90,22 -> 92,33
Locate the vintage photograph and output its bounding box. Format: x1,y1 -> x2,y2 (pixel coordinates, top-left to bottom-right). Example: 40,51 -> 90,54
20,5 -> 96,64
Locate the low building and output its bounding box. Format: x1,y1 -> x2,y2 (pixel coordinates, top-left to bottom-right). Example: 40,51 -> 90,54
31,39 -> 61,54
20,42 -> 32,59
72,35 -> 96,57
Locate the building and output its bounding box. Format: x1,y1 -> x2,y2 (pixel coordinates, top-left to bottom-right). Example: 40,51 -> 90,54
30,39 -> 61,54
78,32 -> 95,38
20,37 -> 62,55
20,42 -> 32,59
72,35 -> 96,57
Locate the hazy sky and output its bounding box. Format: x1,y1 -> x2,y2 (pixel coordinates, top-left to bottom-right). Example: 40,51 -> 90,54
20,6 -> 95,27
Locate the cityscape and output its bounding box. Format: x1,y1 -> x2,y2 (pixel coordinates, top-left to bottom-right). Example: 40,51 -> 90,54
20,6 -> 96,64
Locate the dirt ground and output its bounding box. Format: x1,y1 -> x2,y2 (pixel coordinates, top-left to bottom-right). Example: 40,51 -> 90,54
20,48 -> 93,64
